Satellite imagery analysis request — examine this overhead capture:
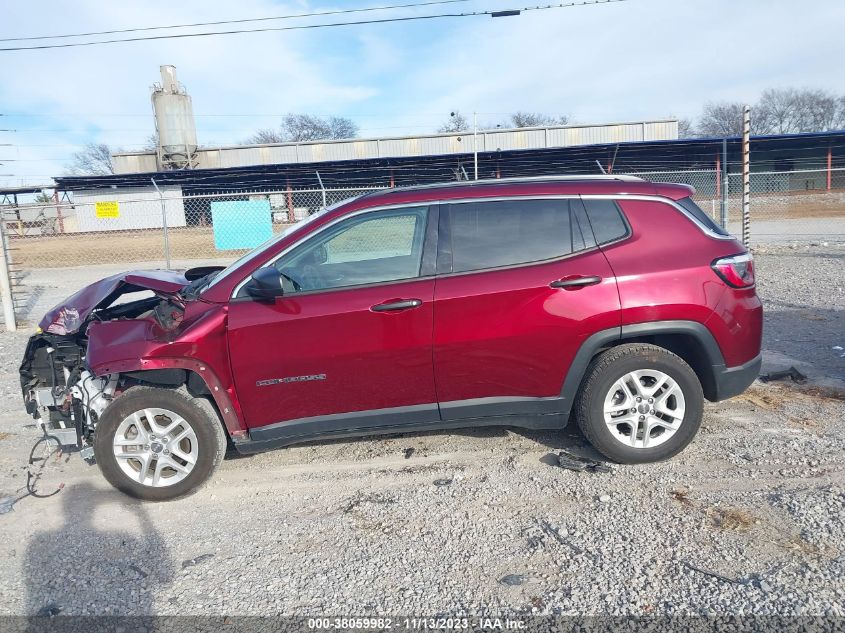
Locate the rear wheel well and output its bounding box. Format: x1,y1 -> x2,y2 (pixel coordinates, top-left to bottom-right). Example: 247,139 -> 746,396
599,333 -> 717,401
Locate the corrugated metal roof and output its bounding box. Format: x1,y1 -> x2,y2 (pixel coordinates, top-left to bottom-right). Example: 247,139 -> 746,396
54,130 -> 845,193
112,119 -> 679,174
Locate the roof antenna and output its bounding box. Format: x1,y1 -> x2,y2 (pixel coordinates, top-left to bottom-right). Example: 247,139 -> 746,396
595,160 -> 607,174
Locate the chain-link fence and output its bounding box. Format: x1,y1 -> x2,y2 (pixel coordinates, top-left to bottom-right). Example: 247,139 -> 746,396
1,170 -> 844,328
1,187 -> 381,269
0,187 -> 386,328
623,167 -> 845,238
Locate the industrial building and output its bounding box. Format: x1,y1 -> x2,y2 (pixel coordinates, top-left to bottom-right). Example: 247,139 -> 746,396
9,65 -> 845,234
110,118 -> 680,174
45,131 -> 845,234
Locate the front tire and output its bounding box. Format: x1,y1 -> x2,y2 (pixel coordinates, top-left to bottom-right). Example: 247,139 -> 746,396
575,343 -> 704,464
94,386 -> 226,501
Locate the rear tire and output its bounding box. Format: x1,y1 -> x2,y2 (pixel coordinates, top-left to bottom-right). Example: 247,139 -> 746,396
94,386 -> 226,501
574,343 -> 703,464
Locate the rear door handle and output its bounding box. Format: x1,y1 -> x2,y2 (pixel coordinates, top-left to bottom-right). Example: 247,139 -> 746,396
371,298 -> 423,312
550,275 -> 602,289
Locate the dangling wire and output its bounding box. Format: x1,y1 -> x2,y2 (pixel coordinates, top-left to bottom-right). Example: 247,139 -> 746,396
25,433 -> 66,499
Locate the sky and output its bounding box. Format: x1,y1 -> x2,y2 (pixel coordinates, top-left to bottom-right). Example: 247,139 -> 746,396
1,0 -> 844,187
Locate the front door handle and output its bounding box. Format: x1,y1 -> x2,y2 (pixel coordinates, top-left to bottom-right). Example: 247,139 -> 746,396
550,275 -> 602,289
371,298 -> 423,312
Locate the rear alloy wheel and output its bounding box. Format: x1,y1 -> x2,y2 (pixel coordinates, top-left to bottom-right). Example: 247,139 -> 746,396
575,344 -> 703,464
94,386 -> 226,501
603,369 -> 685,449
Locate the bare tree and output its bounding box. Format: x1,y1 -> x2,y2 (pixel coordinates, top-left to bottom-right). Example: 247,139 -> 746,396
801,90 -> 844,131
248,114 -> 358,144
509,112 -> 569,128
754,88 -> 805,134
691,88 -> 845,138
283,114 -> 358,141
677,118 -> 697,138
755,88 -> 845,134
697,101 -> 746,137
247,128 -> 285,144
143,133 -> 159,151
66,143 -> 114,175
437,111 -> 470,133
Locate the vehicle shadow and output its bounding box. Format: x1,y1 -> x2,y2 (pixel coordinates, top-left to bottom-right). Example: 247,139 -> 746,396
22,481 -> 173,626
227,420 -> 597,463
762,306 -> 845,380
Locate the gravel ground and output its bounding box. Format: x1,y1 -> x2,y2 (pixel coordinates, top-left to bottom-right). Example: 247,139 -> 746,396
0,246 -> 842,619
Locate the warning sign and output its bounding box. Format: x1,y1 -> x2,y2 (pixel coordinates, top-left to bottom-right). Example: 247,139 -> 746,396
95,201 -> 120,218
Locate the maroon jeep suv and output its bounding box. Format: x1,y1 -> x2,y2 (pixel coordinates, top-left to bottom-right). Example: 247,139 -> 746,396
20,176 -> 762,500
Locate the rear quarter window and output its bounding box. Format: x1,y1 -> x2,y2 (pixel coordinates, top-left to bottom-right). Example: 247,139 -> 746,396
582,199 -> 629,244
676,197 -> 730,236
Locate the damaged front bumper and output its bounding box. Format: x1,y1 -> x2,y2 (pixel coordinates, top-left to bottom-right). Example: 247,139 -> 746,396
20,331 -> 116,454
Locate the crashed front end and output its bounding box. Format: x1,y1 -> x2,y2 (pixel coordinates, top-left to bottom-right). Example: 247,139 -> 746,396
19,270 -> 197,456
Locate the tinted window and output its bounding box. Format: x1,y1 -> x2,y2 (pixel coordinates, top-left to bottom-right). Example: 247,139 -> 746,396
676,197 -> 730,236
583,199 -> 629,244
273,207 -> 428,292
447,199 -> 584,273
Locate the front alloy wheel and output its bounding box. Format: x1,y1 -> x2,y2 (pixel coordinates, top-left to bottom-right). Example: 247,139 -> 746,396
112,408 -> 199,488
94,386 -> 227,501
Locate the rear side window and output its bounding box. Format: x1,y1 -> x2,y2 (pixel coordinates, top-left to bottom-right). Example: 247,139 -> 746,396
582,199 -> 629,244
676,197 -> 730,236
445,199 -> 588,273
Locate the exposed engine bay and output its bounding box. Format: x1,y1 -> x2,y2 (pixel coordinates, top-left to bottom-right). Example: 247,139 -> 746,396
20,297 -> 175,454
18,266 -> 221,455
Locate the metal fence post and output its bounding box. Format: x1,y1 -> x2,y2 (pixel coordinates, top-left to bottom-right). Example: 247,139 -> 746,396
742,107 -> 751,247
0,218 -> 17,332
720,138 -> 729,229
473,111 -> 478,180
151,178 -> 171,268
315,171 -> 327,210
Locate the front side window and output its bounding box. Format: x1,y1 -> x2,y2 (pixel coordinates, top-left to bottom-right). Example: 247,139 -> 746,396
272,206 -> 428,292
445,199 -> 589,273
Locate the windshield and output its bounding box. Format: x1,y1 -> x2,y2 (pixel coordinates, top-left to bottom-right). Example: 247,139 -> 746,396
201,200 -> 347,293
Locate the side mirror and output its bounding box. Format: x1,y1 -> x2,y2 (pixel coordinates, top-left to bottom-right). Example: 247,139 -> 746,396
246,267 -> 284,301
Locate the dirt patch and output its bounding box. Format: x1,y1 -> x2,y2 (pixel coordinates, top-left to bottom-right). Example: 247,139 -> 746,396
796,385 -> 845,402
774,535 -> 832,559
669,488 -> 694,507
787,416 -> 821,432
8,227 -> 250,269
738,388 -> 786,410
342,492 -> 396,514
706,506 -> 757,531
798,310 -> 829,322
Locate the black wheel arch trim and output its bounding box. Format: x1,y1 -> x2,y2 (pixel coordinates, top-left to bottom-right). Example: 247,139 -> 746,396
558,320 -> 750,411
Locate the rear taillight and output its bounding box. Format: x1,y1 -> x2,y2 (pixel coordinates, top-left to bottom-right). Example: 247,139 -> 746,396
712,253 -> 755,288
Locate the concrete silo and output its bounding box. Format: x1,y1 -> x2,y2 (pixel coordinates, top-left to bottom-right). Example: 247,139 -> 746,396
151,65 -> 198,170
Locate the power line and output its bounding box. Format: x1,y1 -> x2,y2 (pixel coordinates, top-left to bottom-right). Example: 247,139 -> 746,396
0,1 -> 627,52
0,0 -> 475,42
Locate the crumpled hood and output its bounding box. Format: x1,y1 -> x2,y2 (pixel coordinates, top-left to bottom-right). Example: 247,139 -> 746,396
39,270 -> 188,335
